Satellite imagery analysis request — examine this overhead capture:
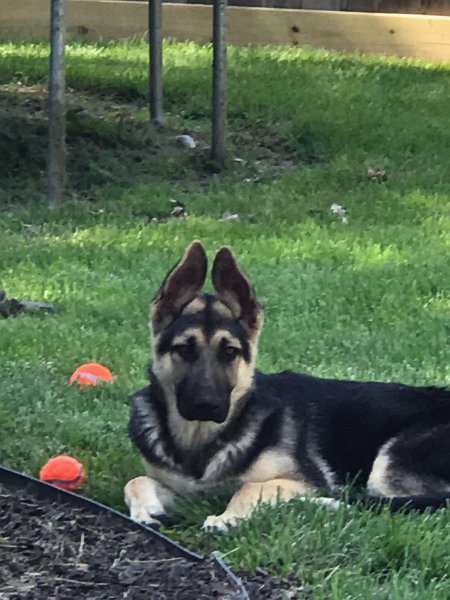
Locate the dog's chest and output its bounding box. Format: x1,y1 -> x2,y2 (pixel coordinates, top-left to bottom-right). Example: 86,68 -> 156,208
144,430 -> 260,493
131,389 -> 279,490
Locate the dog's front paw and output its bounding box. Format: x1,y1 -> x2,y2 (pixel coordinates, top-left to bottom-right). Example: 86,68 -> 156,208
124,476 -> 175,529
202,514 -> 238,533
129,505 -> 170,529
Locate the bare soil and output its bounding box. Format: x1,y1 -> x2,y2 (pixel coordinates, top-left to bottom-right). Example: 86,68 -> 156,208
0,484 -> 302,599
0,83 -> 318,208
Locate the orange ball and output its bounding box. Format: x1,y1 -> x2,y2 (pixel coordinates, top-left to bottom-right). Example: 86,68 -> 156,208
69,362 -> 114,386
39,455 -> 86,491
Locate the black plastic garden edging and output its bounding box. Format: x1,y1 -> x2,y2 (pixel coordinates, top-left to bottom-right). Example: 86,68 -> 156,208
0,465 -> 249,599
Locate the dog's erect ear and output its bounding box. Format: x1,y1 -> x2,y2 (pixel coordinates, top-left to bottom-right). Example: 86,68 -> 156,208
212,246 -> 263,334
151,241 -> 207,332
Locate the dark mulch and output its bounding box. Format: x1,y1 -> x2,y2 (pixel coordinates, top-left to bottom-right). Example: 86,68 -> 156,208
0,484 -> 302,599
235,568 -> 303,599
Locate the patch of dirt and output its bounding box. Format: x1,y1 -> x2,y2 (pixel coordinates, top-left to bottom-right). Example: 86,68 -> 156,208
0,483 -> 302,599
0,83 -> 320,207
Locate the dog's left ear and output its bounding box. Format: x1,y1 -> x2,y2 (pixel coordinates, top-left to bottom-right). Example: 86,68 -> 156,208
212,246 -> 263,335
152,241 -> 208,333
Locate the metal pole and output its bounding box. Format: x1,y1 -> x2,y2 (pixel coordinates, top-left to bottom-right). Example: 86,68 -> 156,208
211,0 -> 228,168
48,0 -> 67,207
149,0 -> 164,124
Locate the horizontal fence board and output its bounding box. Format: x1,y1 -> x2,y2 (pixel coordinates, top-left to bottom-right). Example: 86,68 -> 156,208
1,0 -> 450,61
345,0 -> 450,14
88,0 -> 450,15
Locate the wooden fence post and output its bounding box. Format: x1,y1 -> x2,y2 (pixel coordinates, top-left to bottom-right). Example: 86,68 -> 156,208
48,0 -> 66,207
149,0 -> 164,124
211,0 -> 228,168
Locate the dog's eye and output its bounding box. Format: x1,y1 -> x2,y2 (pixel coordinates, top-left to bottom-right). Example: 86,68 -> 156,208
221,346 -> 240,361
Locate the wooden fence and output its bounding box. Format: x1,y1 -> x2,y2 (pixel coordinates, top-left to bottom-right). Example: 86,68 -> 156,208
168,0 -> 450,15
2,0 -> 450,61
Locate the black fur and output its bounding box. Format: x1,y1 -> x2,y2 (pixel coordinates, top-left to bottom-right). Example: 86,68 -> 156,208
258,371 -> 450,488
129,367 -> 450,510
127,242 -> 450,517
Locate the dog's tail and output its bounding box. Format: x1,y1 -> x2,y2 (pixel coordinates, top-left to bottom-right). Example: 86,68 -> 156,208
359,494 -> 450,513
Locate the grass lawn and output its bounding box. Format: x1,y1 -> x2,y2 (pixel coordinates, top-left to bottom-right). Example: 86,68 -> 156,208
1,38 -> 450,598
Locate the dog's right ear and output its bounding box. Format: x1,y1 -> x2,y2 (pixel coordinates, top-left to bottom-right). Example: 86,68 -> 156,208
151,241 -> 207,333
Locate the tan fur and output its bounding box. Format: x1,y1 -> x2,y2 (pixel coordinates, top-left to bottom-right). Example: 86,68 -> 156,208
241,450 -> 299,483
230,357 -> 257,410
214,290 -> 242,323
171,327 -> 206,348
368,438 -> 450,497
367,438 -> 395,496
209,329 -> 241,348
214,288 -> 264,340
202,479 -> 311,531
181,296 -> 206,315
124,476 -> 175,524
211,298 -> 234,318
230,329 -> 261,411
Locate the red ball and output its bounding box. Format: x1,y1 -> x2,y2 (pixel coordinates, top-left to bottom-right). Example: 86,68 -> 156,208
69,362 -> 114,387
39,455 -> 86,491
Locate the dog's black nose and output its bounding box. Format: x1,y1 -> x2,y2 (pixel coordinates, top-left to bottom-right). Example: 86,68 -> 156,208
183,396 -> 228,423
176,382 -> 230,423
194,399 -> 220,412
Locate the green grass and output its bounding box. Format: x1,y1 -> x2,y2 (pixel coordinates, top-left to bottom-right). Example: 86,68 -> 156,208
1,38 -> 450,598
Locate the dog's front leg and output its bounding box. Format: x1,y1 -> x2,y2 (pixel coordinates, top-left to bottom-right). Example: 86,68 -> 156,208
124,476 -> 175,527
202,478 -> 312,533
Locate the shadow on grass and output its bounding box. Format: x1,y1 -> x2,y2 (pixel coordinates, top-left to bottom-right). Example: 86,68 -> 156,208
0,81 -> 323,207
0,39 -> 448,216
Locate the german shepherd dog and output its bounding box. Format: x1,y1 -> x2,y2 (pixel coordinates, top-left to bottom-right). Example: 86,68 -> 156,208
125,241 -> 450,532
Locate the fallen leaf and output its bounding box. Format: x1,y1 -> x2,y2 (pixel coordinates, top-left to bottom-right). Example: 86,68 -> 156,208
367,166 -> 387,182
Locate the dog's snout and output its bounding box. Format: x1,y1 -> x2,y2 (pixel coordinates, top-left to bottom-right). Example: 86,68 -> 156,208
175,369 -> 231,424
176,380 -> 229,423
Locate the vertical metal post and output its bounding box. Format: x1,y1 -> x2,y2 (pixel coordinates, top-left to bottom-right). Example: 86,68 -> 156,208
211,0 -> 228,168
149,0 -> 164,124
48,0 -> 66,207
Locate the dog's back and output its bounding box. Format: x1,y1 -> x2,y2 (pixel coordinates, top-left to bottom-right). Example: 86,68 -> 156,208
256,370 -> 450,488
